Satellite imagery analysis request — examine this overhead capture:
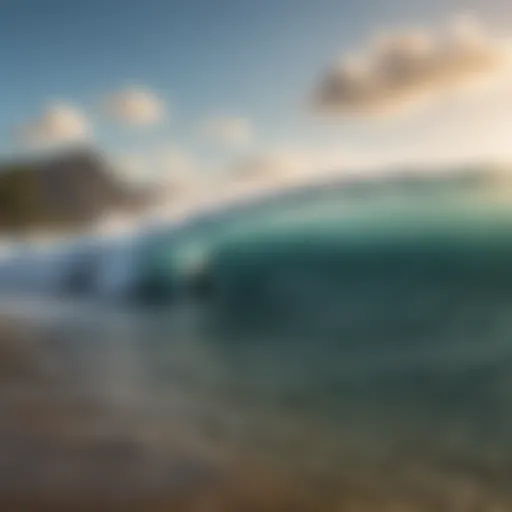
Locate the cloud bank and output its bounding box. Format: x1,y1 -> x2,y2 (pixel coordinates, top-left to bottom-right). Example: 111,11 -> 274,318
16,104 -> 90,148
111,147 -> 201,195
313,15 -> 512,117
229,146 -> 375,187
110,153 -> 150,184
103,87 -> 166,127
159,148 -> 195,175
156,148 -> 202,193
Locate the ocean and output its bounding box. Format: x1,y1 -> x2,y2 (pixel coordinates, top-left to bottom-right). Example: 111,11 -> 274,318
2,173 -> 512,509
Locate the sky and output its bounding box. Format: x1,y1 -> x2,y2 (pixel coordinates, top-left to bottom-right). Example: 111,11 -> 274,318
2,0 -> 512,188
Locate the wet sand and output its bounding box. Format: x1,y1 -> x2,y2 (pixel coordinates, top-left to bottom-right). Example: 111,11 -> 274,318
1,310 -> 512,512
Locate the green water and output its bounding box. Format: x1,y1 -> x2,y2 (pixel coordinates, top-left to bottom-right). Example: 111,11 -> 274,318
122,181 -> 512,467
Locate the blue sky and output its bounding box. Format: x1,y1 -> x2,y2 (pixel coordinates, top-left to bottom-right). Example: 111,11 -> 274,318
2,0 -> 512,178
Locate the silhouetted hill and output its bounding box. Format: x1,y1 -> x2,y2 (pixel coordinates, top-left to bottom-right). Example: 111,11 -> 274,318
0,150 -> 155,234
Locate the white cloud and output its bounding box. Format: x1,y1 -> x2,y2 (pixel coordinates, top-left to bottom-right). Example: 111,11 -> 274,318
103,87 -> 166,127
201,116 -> 253,148
313,15 -> 512,117
16,103 -> 90,148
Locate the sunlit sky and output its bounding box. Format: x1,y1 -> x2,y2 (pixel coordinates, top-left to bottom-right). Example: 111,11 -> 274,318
2,0 -> 512,183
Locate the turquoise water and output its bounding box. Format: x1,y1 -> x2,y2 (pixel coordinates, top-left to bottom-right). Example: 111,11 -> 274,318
134,181 -> 512,466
